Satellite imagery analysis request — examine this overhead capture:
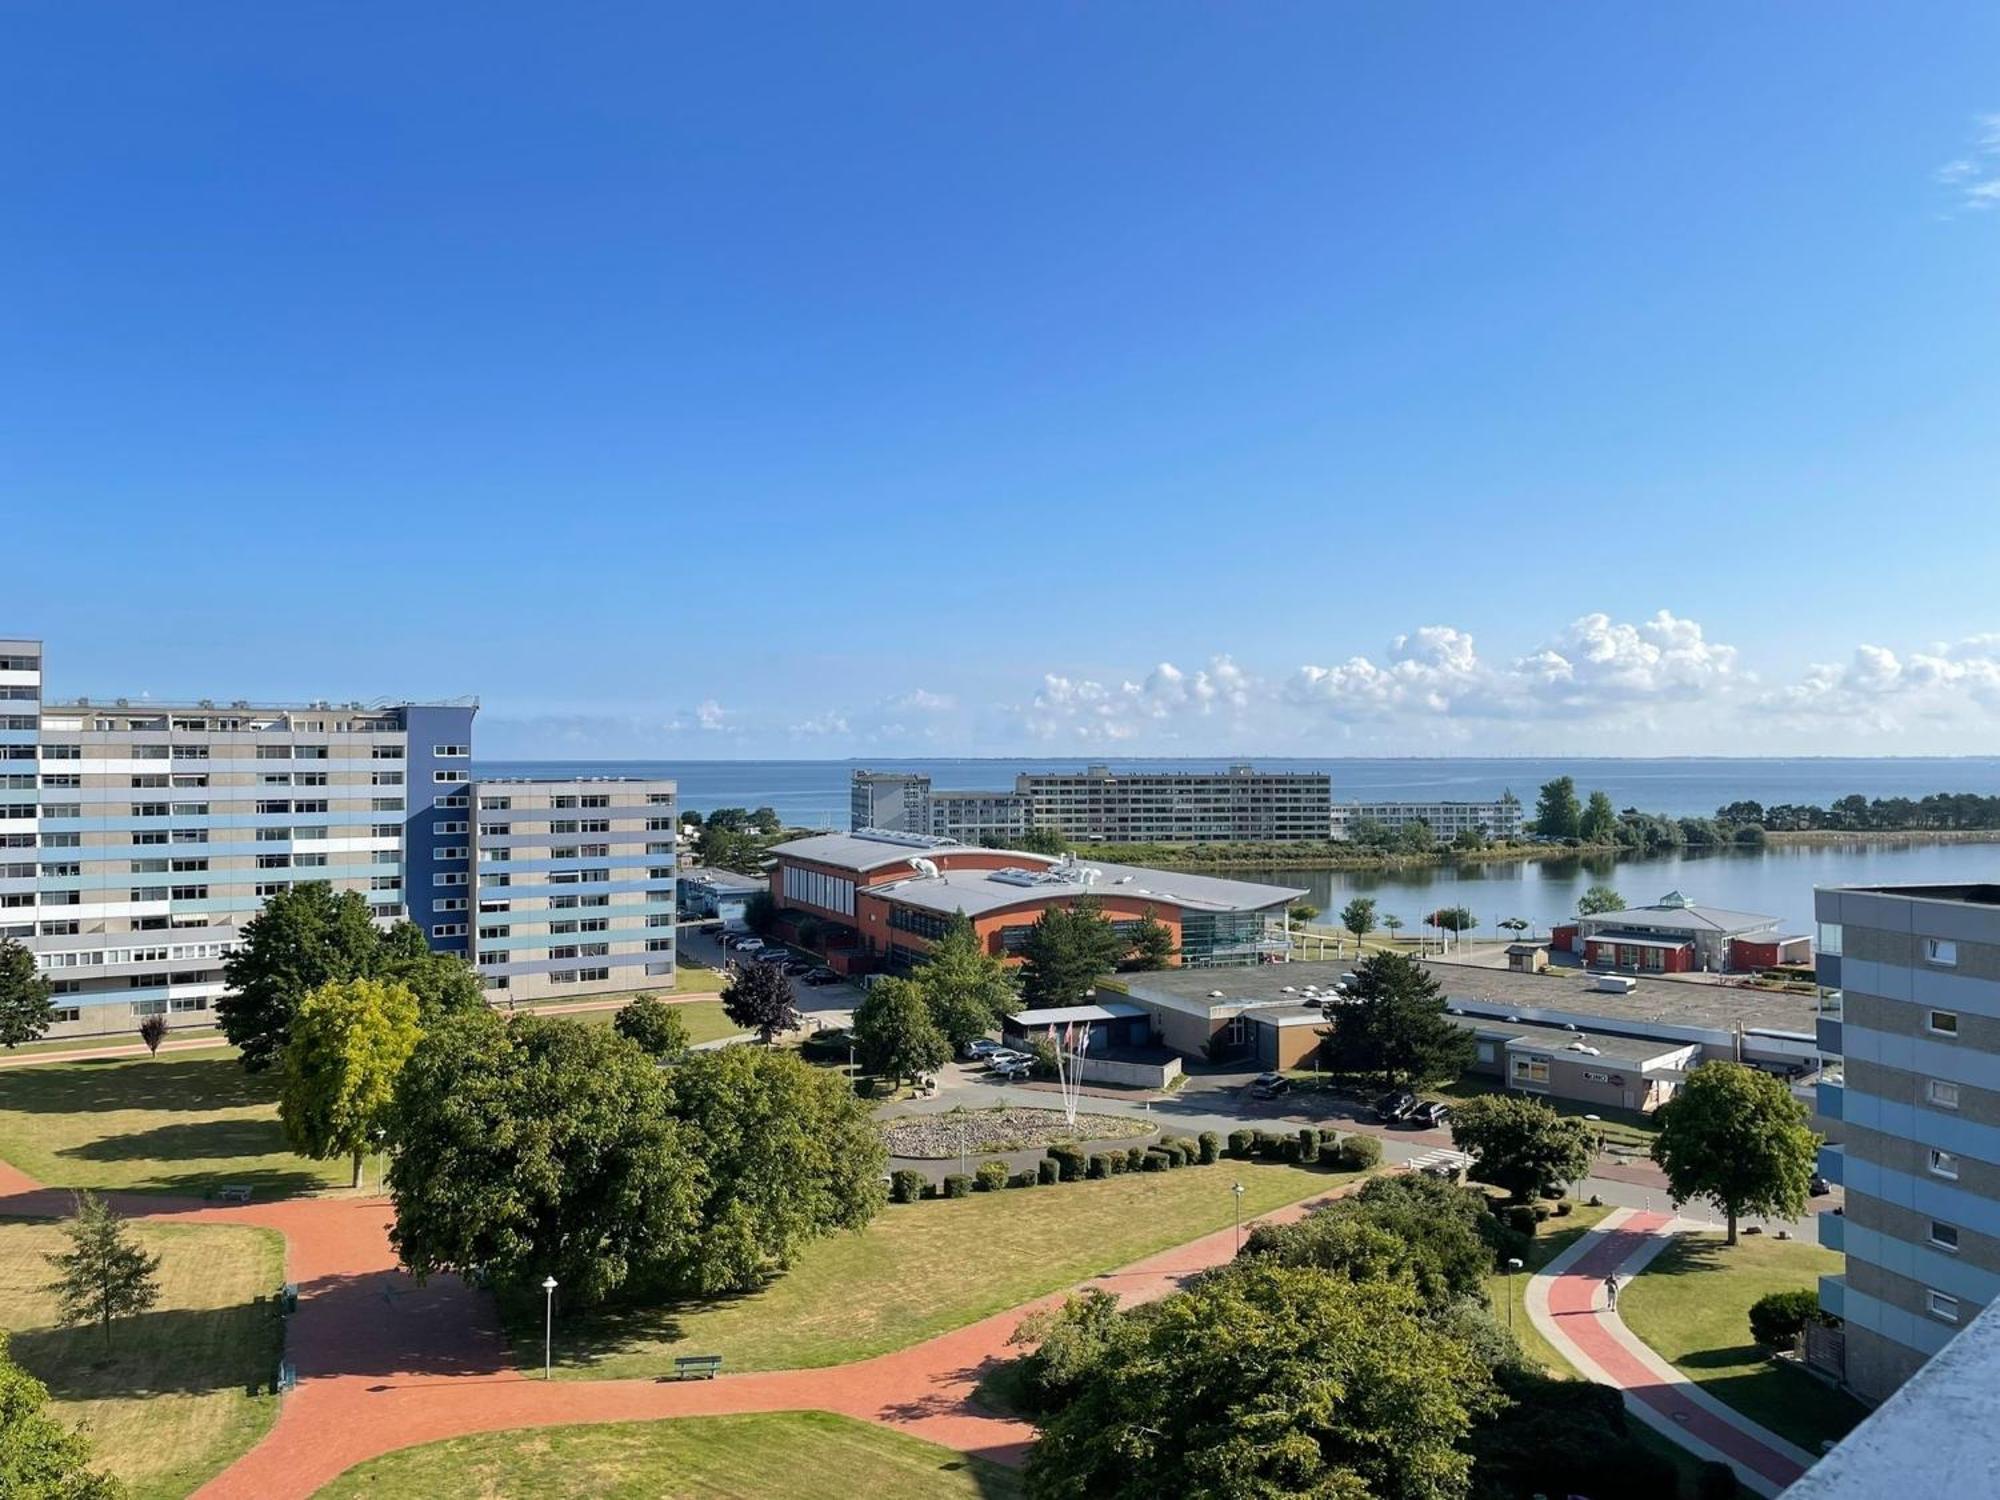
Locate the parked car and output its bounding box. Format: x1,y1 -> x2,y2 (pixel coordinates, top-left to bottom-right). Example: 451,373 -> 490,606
803,968 -> 840,987
1374,1088 -> 1418,1123
984,1049 -> 1033,1070
1810,1173 -> 1832,1197
1249,1072 -> 1292,1099
1412,1100 -> 1452,1128
988,1060 -> 1034,1082
962,1038 -> 1004,1060
733,936 -> 765,953
782,960 -> 814,977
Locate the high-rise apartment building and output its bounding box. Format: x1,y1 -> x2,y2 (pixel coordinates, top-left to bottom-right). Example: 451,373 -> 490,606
0,637 -> 674,1037
1814,882 -> 2000,1404
1329,795 -> 1524,842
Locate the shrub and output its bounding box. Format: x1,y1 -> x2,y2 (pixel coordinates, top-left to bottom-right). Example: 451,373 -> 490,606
1538,1185 -> 1565,1200
1587,1192 -> 1603,1207
942,1173 -> 973,1199
1335,1134 -> 1382,1171
1255,1130 -> 1286,1160
1088,1153 -> 1113,1180
1531,1202 -> 1552,1222
1142,1148 -> 1171,1172
1198,1131 -> 1221,1164
1297,1127 -> 1319,1164
1037,1158 -> 1060,1186
1011,1170 -> 1038,1188
976,1161 -> 1010,1192
1227,1129 -> 1254,1159
1317,1126 -> 1341,1153
889,1169 -> 925,1205
1125,1145 -> 1147,1171
1506,1203 -> 1539,1236
1749,1288 -> 1826,1349
1277,1136 -> 1302,1163
1107,1150 -> 1127,1174
1553,1199 -> 1573,1217
1695,1459 -> 1740,1500
1168,1137 -> 1199,1165
1047,1143 -> 1087,1182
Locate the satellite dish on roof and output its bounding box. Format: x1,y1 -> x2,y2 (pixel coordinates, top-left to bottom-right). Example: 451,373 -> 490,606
1209,990 -> 1225,999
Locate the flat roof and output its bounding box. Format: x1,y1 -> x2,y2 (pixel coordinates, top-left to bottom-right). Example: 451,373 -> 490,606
1832,882 -> 2000,908
1449,1015 -> 1684,1069
769,829 -> 1003,873
869,860 -> 1305,918
1008,1001 -> 1150,1026
1576,895 -> 1778,935
680,868 -> 766,892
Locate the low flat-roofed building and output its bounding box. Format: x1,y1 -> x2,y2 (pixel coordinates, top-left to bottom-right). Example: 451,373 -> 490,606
1555,889 -> 1811,974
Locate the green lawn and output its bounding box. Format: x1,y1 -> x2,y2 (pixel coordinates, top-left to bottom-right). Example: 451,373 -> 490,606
1482,1202 -> 1614,1375
1622,1231 -> 1866,1455
0,1028 -> 234,1060
1431,1076 -> 1659,1152
571,999 -> 744,1047
0,1050 -> 364,1197
0,1216 -> 284,1500
314,1411 -> 1021,1500
511,1161 -> 1356,1378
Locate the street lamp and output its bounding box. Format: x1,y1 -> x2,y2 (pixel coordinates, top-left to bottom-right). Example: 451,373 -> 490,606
542,1275 -> 559,1380
1232,1181 -> 1246,1254
1505,1257 -> 1524,1333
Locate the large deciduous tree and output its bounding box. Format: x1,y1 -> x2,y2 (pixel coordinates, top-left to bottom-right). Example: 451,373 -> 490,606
1577,884 -> 1625,916
1319,951 -> 1476,1089
280,977 -> 422,1188
1533,777 -> 1582,839
0,938 -> 56,1050
663,1046 -> 884,1292
851,977 -> 951,1084
1018,897 -> 1124,1008
1448,1093 -> 1595,1203
0,1333 -> 122,1498
612,995 -> 691,1060
43,1192 -> 161,1352
1340,897 -> 1378,941
721,962 -> 799,1044
1579,790 -> 1619,844
1026,1263 -> 1498,1500
388,1013 -> 700,1303
905,913 -> 1015,1050
376,920 -> 488,1022
1651,1061 -> 1820,1244
1240,1173 -> 1496,1313
220,883 -> 382,1071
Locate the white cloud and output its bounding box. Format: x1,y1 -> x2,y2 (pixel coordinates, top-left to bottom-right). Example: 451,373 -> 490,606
1938,112 -> 2000,212
1025,655 -> 1256,742
1756,636 -> 2000,730
789,711 -> 850,736
886,688 -> 957,712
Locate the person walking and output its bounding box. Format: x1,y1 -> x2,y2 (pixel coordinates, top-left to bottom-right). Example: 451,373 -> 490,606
1603,1273 -> 1620,1312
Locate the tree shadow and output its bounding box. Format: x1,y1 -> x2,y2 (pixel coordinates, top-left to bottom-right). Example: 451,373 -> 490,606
494,1280 -> 702,1374
61,1118 -> 293,1165
285,1267 -> 516,1382
9,1303 -> 281,1400
0,1056 -> 276,1116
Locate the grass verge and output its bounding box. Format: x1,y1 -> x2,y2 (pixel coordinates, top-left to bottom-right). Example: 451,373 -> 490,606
1621,1230 -> 1865,1456
0,1216 -> 284,1500
315,1411 -> 1022,1500
508,1161 -> 1356,1377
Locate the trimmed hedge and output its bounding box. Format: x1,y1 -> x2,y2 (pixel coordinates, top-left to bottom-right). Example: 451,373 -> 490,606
1227,1129 -> 1255,1159
1125,1145 -> 1148,1171
975,1161 -> 1010,1192
942,1174 -> 973,1199
1088,1153 -> 1114,1180
889,1169 -> 925,1204
1749,1288 -> 1826,1349
1038,1158 -> 1061,1185
1047,1143 -> 1088,1182
1011,1170 -> 1038,1188
1317,1126 -> 1341,1153
1335,1134 -> 1382,1171
1297,1127 -> 1319,1164
1142,1148 -> 1171,1172
1506,1203 -> 1538,1236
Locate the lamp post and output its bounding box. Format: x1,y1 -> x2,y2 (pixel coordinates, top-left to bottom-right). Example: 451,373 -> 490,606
1505,1257 -> 1523,1333
1232,1181 -> 1245,1254
542,1275 -> 559,1380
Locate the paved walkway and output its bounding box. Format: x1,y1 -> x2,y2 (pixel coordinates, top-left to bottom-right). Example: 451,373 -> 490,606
0,1154 -> 1359,1498
1527,1207 -> 1821,1498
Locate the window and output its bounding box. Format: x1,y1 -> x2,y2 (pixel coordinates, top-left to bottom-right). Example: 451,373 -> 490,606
51,1006 -> 81,1025
436,821 -> 467,835
1928,1289 -> 1960,1323
372,744 -> 405,760
1510,1056 -> 1551,1087
432,923 -> 468,939
1928,1079 -> 1961,1110
1929,1010 -> 1961,1037
479,796 -> 512,811
1931,1221 -> 1960,1252
438,793 -> 468,808
432,744 -> 469,757
433,897 -> 468,913
434,769 -> 468,783
433,871 -> 467,887
371,771 -> 405,786
1930,1148 -> 1960,1179
579,967 -> 609,983
1926,938 -> 1959,967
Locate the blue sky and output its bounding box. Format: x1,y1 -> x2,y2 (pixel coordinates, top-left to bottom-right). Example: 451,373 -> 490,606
5,4 -> 2000,757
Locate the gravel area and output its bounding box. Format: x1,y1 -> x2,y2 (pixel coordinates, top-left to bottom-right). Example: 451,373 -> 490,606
881,1106 -> 1156,1160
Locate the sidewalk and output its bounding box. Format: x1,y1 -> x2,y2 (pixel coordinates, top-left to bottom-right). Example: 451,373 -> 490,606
1526,1207 -> 1819,1498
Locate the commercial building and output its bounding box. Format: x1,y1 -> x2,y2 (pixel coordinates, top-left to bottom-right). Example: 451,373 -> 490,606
678,867 -> 766,933
765,828 -> 1302,972
1551,889 -> 1809,975
849,764 -> 1333,844
468,779 -> 678,1004
1330,795 -> 1524,843
2,635 -> 677,1037
1811,883 -> 2000,1406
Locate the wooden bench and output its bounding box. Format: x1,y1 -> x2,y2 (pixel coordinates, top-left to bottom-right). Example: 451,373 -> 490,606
218,1185 -> 253,1205
673,1354 -> 724,1381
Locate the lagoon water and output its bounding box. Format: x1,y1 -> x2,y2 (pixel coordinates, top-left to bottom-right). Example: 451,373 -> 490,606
475,755 -> 2000,937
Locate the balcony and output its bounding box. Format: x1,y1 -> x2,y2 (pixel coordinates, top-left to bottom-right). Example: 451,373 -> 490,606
1819,1272 -> 1846,1321
1820,1210 -> 1845,1254
1818,1142 -> 1845,1187
1818,1079 -> 1844,1122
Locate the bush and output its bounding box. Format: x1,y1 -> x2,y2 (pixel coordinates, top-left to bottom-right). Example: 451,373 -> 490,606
1506,1203 -> 1538,1236
1335,1134 -> 1382,1171
1587,1192 -> 1603,1207
1037,1158 -> 1060,1186
1168,1136 -> 1199,1165
1749,1288 -> 1826,1349
1011,1170 -> 1038,1188
1198,1131 -> 1221,1164
1107,1150 -> 1127,1174
1047,1143 -> 1087,1182
1539,1185 -> 1565,1200
1317,1126 -> 1341,1153
1088,1153 -> 1113,1180
1532,1202 -> 1552,1222
1297,1127 -> 1319,1164
1125,1145 -> 1147,1171
1227,1129 -> 1254,1159
1695,1459 -> 1740,1500
1255,1130 -> 1286,1160
1142,1148 -> 1171,1172
942,1173 -> 973,1199
1553,1199 -> 1573,1217
1279,1136 -> 1303,1164
889,1169 -> 925,1204
976,1161 -> 1010,1192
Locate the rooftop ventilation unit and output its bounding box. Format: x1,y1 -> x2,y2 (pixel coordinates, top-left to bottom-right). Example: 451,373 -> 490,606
907,857 -> 941,880
989,868 -> 1047,887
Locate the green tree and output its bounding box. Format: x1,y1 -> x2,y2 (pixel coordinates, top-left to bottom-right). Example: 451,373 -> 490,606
218,883 -> 383,1072
388,1012 -> 701,1303
43,1192 -> 161,1352
612,995 -> 691,1059
1577,884 -> 1625,916
1381,912 -> 1405,938
1026,1263 -> 1499,1500
1241,1173 -> 1496,1313
137,1015 -> 167,1057
1533,776 -> 1582,839
1287,903 -> 1320,925
1016,827 -> 1071,856
1448,1093 -> 1595,1202
1122,914 -> 1178,972
905,913 -> 1015,1050
1319,951 -> 1476,1089
664,1045 -> 885,1292
1018,897 -> 1124,1008
721,962 -> 799,1043
1579,790 -> 1618,844
1651,1062 -> 1820,1244
1425,906 -> 1476,937
0,938 -> 56,1050
1452,828 -> 1487,851
376,922 -> 487,1022
851,977 -> 951,1084
0,1332 -> 123,1499
1340,897 -> 1378,941
280,977 -> 422,1188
